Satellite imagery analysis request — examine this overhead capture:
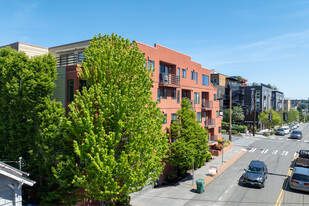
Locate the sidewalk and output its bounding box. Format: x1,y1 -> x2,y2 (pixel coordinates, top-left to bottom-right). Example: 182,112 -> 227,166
130,144 -> 247,206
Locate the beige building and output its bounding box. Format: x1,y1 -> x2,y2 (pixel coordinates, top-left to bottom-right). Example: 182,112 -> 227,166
284,98 -> 291,111
0,42 -> 48,58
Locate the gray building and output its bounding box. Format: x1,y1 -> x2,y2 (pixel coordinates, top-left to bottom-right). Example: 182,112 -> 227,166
0,162 -> 35,206
242,83 -> 273,127
272,91 -> 284,111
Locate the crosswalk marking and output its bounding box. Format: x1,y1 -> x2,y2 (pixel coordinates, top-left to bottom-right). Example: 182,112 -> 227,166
281,151 -> 288,156
304,140 -> 309,143
279,138 -> 283,140
261,149 -> 269,154
272,150 -> 278,155
249,148 -> 257,153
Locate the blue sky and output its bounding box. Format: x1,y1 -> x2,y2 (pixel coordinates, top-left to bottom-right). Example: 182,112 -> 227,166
1,0 -> 309,99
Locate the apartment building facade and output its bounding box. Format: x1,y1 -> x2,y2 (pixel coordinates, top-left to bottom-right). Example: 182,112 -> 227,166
272,91 -> 284,111
49,40 -> 221,140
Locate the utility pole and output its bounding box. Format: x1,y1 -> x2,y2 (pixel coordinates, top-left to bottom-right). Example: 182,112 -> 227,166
229,88 -> 232,142
253,90 -> 256,137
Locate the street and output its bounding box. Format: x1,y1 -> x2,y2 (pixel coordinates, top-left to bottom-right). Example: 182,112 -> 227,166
185,123 -> 309,206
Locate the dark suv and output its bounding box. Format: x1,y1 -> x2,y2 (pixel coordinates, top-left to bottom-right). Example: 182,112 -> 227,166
240,160 -> 268,188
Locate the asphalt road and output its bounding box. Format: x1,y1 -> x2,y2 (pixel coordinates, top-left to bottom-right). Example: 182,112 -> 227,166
185,123 -> 309,206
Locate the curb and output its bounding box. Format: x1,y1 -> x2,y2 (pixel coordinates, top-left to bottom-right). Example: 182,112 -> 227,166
193,150 -> 246,190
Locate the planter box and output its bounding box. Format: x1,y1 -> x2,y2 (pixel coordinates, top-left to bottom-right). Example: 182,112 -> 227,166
210,142 -> 232,156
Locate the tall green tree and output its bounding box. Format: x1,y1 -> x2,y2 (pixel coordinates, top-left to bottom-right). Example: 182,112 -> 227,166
53,34 -> 168,205
0,47 -> 64,202
223,106 -> 244,124
168,98 -> 209,173
258,109 -> 281,128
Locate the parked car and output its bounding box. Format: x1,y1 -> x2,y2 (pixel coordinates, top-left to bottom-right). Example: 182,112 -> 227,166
276,128 -> 285,136
289,166 -> 309,192
289,130 -> 303,140
290,124 -> 297,130
282,126 -> 291,135
240,160 -> 268,188
295,150 -> 309,167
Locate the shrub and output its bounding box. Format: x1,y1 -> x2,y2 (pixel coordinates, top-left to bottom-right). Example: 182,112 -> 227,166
231,130 -> 238,135
214,143 -> 223,150
217,137 -> 223,144
222,121 -> 229,126
166,173 -> 178,183
221,129 -> 227,134
263,132 -> 270,136
238,125 -> 248,133
206,152 -> 212,162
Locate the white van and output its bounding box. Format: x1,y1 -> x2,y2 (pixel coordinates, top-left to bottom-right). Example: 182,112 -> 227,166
281,126 -> 290,135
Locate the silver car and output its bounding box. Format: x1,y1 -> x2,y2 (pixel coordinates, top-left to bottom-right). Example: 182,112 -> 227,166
290,166 -> 309,192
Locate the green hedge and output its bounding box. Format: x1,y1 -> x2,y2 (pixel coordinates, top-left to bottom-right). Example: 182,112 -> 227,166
206,152 -> 212,162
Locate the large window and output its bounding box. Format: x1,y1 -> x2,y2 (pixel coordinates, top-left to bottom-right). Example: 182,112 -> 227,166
216,111 -> 219,117
177,90 -> 180,104
67,79 -> 74,102
148,60 -> 155,71
195,72 -> 198,84
171,113 -> 177,123
214,94 -> 217,101
197,112 -> 202,123
191,71 -> 194,80
160,88 -> 167,99
182,69 -> 187,78
78,51 -> 84,62
171,89 -> 176,99
194,92 -> 200,104
203,75 -> 209,86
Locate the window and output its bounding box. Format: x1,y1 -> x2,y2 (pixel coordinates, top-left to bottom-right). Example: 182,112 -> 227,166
177,90 -> 180,104
194,92 -> 200,104
67,79 -> 74,102
214,94 -> 217,101
148,60 -> 155,71
202,75 -> 209,86
171,113 -> 176,123
177,67 -> 180,77
216,111 -> 219,117
182,69 -> 187,78
191,71 -> 195,80
171,89 -> 176,99
161,88 -> 167,99
163,114 -> 167,124
219,127 -> 221,133
78,51 -> 84,62
211,78 -> 217,84
197,112 -> 202,123
195,72 -> 198,84
203,111 -> 207,118
157,88 -> 160,103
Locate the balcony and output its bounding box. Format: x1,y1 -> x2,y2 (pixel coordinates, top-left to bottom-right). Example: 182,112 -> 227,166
205,118 -> 216,128
159,73 -> 180,87
56,53 -> 84,67
202,100 -> 213,110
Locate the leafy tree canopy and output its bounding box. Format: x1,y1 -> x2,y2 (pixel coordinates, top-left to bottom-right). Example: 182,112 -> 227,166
258,109 -> 281,128
53,33 -> 168,205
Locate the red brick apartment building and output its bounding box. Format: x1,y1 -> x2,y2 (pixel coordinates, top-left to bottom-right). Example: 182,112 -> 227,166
49,40 -> 221,141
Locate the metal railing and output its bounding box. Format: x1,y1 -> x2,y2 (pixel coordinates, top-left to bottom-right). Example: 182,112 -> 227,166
159,73 -> 180,86
202,100 -> 213,109
205,118 -> 216,128
56,54 -> 84,67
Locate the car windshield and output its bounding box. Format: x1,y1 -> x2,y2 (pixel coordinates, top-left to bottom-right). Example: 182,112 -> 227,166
299,150 -> 309,158
278,129 -> 284,131
247,166 -> 263,174
292,131 -> 301,135
292,174 -> 309,182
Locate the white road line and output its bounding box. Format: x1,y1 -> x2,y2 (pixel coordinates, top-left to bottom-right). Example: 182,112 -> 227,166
281,151 -> 288,156
272,150 -> 278,155
261,149 -> 268,154
279,138 -> 283,140
249,148 -> 256,153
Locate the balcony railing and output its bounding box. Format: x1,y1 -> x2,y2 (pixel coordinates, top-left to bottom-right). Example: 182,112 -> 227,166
202,100 -> 213,109
56,54 -> 84,67
159,73 -> 180,86
205,118 -> 216,128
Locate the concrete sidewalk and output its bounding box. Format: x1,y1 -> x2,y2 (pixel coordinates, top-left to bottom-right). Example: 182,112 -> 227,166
130,144 -> 247,206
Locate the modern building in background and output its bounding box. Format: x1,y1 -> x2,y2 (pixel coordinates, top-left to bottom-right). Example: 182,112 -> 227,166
272,91 -> 284,111
0,42 -> 48,57
284,98 -> 291,111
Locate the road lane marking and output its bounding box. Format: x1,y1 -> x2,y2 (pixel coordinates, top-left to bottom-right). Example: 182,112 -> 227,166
261,149 -> 268,154
272,150 -> 278,155
279,138 -> 283,140
281,151 -> 288,156
275,157 -> 296,206
249,148 -> 256,153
